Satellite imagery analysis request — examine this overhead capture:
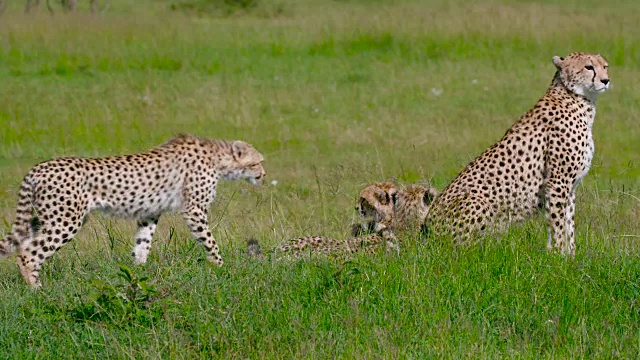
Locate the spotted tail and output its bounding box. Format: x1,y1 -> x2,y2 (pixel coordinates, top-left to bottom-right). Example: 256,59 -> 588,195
246,238 -> 264,258
1,174 -> 36,257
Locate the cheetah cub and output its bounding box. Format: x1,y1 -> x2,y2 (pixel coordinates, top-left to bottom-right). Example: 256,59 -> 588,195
351,181 -> 398,237
0,134 -> 266,287
426,52 -> 610,255
352,182 -> 439,238
246,233 -> 399,259
246,181 -> 439,259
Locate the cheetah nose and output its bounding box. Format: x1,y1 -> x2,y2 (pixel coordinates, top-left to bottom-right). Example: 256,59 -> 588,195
601,78 -> 610,85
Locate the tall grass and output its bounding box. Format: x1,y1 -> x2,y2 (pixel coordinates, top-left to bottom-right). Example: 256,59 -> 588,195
0,0 -> 638,357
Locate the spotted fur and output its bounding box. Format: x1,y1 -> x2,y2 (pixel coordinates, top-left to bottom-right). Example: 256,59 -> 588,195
0,133 -> 266,287
353,181 -> 398,235
425,52 -> 610,255
247,233 -> 399,259
392,184 -> 440,234
352,182 -> 439,237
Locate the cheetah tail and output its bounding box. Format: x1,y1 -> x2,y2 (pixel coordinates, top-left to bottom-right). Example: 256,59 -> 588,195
246,238 -> 264,258
1,174 -> 36,258
0,237 -> 9,258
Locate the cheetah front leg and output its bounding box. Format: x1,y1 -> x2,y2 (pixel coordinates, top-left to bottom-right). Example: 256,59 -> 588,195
132,216 -> 159,265
544,179 -> 572,256
565,190 -> 577,256
180,205 -> 223,266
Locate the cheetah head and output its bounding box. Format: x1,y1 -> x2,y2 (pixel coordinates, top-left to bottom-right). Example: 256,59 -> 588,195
390,184 -> 440,238
227,141 -> 266,185
552,52 -> 610,100
392,185 -> 440,226
352,182 -> 398,235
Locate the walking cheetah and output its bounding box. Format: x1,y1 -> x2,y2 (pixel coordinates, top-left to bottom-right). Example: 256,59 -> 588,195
0,133 -> 266,287
425,52 -> 610,255
352,182 -> 439,237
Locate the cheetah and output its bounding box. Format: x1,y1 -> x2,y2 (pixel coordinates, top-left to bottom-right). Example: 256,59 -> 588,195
245,182 -> 398,260
425,52 -> 610,256
352,182 -> 439,238
352,181 -> 398,236
246,232 -> 399,259
0,133 -> 266,287
392,184 -> 440,235
245,182 -> 438,259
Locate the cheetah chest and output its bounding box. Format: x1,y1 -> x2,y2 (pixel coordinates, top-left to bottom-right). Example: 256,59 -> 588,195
574,127 -> 595,190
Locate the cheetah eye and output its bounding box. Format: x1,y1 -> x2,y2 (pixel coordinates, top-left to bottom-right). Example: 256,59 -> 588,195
584,65 -> 594,71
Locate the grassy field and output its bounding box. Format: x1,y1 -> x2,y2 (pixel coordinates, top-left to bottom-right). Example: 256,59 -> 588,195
0,0 -> 639,358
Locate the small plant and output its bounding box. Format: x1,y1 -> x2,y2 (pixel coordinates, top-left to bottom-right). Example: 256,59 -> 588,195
96,264 -> 156,309
63,265 -> 163,327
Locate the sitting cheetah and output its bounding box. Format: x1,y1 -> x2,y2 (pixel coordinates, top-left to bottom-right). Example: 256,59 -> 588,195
352,182 -> 439,238
425,52 -> 610,255
0,133 -> 266,287
246,232 -> 399,259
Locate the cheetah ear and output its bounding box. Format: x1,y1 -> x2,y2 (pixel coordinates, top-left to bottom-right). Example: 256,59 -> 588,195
552,56 -> 565,69
386,188 -> 399,205
374,189 -> 391,205
232,141 -> 247,161
422,188 -> 439,205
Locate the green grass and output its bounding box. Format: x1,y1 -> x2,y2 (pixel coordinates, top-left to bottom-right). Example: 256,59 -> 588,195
0,0 -> 639,358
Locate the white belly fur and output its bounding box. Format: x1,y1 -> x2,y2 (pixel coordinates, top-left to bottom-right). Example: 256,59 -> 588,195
574,132 -> 594,191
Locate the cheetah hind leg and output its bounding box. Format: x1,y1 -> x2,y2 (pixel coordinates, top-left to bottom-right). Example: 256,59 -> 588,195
17,218 -> 83,288
132,216 -> 159,265
432,194 -> 494,244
